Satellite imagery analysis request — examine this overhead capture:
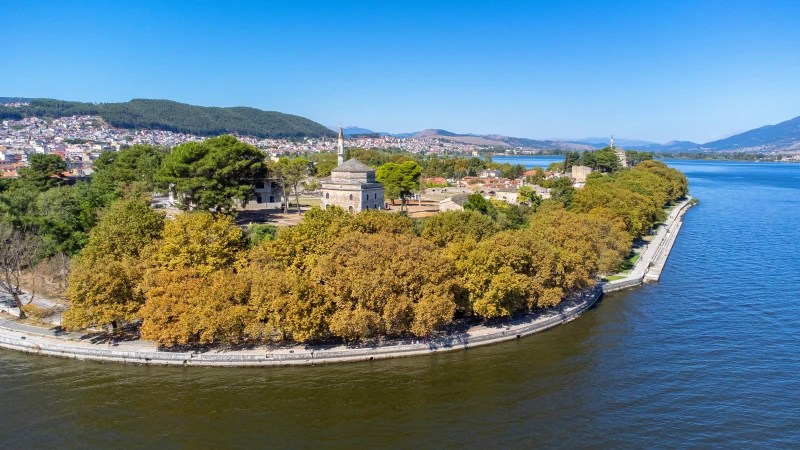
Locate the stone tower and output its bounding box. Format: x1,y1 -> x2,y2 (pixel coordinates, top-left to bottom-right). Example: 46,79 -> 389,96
337,126 -> 345,165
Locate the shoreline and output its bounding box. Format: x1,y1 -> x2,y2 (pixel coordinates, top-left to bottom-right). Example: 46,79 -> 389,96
0,198 -> 693,367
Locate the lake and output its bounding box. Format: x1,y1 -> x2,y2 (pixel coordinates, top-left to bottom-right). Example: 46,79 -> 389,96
2,159 -> 799,447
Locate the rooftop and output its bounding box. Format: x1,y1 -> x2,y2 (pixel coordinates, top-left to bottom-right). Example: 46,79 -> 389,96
331,158 -> 375,173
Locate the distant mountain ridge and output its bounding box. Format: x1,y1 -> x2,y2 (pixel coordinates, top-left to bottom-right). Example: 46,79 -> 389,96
328,126 -> 391,137
0,98 -> 336,139
699,115 -> 800,152
0,97 -> 32,104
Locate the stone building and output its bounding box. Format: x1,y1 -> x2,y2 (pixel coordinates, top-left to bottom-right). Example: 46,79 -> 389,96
242,180 -> 283,210
571,165 -> 593,183
319,127 -> 384,213
439,193 -> 470,212
611,135 -> 628,168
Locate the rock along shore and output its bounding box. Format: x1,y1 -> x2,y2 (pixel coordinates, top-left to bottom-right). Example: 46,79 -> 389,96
0,198 -> 693,367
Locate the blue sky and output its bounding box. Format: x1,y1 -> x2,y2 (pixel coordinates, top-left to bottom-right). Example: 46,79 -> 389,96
3,0 -> 800,143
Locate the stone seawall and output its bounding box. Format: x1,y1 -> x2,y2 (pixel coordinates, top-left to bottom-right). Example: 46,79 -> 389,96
603,197 -> 693,293
0,286 -> 602,367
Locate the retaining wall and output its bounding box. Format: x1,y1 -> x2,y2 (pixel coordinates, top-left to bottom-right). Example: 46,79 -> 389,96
0,286 -> 603,367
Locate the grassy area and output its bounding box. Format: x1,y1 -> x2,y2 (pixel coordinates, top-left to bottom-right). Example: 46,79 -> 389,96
603,275 -> 627,282
615,252 -> 641,273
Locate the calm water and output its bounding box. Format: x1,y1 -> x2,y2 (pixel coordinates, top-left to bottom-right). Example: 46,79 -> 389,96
2,159 -> 800,448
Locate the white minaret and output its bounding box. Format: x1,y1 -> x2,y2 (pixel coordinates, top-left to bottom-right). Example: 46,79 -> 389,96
610,135 -> 615,149
337,126 -> 345,165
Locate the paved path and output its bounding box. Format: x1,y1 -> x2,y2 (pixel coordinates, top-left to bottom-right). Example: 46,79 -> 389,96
603,196 -> 693,292
0,287 -> 603,367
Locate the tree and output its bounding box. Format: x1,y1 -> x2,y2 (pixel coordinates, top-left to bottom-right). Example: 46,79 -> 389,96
157,135 -> 268,212
245,224 -> 279,248
582,147 -> 621,173
376,161 -> 422,211
63,199 -> 164,331
313,232 -> 458,339
467,157 -> 485,176
420,210 -> 499,247
517,186 -> 542,208
91,144 -> 168,201
311,152 -> 338,178
563,151 -> 581,173
152,212 -> 246,276
0,224 -> 41,319
548,177 -> 576,207
463,193 -> 493,215
272,157 -> 310,214
16,154 -> 66,192
140,268 -> 251,347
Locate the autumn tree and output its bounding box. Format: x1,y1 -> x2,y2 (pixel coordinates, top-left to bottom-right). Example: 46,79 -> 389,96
140,268 -> 251,347
266,206 -> 353,272
63,199 -> 164,331
450,206 -> 630,318
420,210 -> 499,247
244,248 -> 332,342
151,212 -> 246,276
313,232 -> 458,339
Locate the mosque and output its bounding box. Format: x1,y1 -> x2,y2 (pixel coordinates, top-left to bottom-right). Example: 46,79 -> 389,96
319,127 -> 385,213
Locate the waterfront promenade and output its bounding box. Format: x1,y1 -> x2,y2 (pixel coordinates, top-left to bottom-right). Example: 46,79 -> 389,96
0,287 -> 602,366
603,196 -> 694,292
0,198 -> 693,367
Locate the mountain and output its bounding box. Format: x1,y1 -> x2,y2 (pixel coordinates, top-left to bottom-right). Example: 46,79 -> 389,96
626,140 -> 703,153
700,115 -> 800,152
570,137 -> 660,147
0,97 -> 32,104
328,126 -> 391,137
0,98 -> 335,139
408,129 -> 595,150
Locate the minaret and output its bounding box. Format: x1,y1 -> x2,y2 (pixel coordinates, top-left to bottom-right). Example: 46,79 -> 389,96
610,135 -> 615,149
337,126 -> 345,165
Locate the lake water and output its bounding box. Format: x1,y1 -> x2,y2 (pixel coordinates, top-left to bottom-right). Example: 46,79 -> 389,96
2,159 -> 800,447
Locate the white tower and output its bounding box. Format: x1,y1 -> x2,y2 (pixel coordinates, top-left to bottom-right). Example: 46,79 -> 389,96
337,126 -> 345,165
610,135 -> 615,149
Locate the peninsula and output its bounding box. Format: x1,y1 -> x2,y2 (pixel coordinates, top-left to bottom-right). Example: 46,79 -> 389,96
0,135 -> 691,365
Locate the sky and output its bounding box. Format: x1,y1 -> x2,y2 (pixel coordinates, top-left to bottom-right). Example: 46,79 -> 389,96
3,0 -> 800,143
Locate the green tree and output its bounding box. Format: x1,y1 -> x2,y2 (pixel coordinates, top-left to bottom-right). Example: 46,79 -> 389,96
563,151 -> 581,173
245,224 -> 279,248
91,144 -> 168,201
157,135 -> 268,212
272,157 -> 310,214
16,154 -> 66,192
463,193 -> 493,215
375,161 -> 422,211
517,186 -> 542,208
548,177 -> 576,207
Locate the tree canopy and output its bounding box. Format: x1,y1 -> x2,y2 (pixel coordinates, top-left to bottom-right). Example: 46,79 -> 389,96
157,135 -> 268,212
376,161 -> 422,209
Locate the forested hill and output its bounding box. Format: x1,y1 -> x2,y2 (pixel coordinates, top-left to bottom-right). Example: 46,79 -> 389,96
0,98 -> 336,139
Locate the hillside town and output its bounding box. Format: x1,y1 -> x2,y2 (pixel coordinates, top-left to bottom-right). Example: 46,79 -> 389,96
0,114 -> 515,179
